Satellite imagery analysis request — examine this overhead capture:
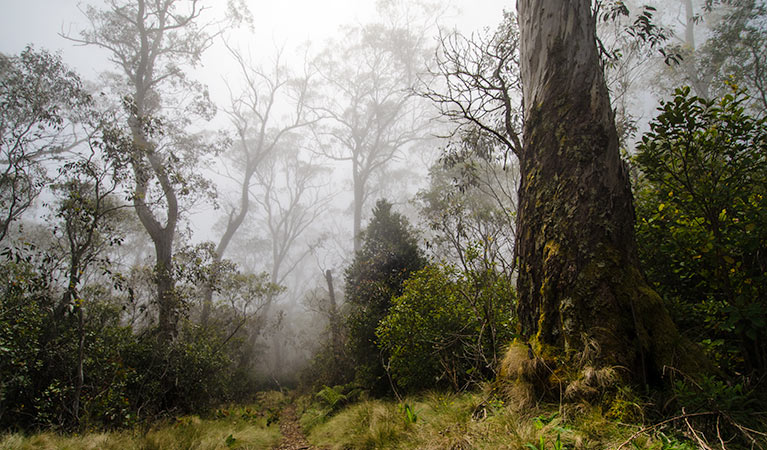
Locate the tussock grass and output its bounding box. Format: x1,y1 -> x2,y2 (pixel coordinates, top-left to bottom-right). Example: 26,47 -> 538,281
299,388 -> 698,449
0,404 -> 281,450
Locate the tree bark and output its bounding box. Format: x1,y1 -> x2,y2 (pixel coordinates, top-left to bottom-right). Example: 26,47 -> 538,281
515,0 -> 700,382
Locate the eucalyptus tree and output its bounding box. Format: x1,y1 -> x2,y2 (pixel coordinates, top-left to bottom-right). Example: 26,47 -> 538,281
200,46 -> 318,325
637,0 -> 767,110
51,148 -> 127,424
703,0 -> 767,110
513,0 -> 700,386
424,11 -> 523,159
0,47 -> 92,242
420,12 -> 522,272
253,148 -> 330,290
418,139 -> 517,275
313,12 -> 434,253
65,0 -> 238,341
222,146 -> 332,382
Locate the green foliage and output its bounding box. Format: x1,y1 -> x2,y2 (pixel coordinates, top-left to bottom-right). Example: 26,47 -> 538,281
418,140 -> 516,274
700,1 -> 767,112
0,47 -> 93,241
345,199 -> 426,394
376,264 -> 515,392
634,85 -> 767,374
672,375 -> 754,414
0,256 -> 55,428
399,403 -> 418,424
316,385 -> 348,413
0,241 -> 272,432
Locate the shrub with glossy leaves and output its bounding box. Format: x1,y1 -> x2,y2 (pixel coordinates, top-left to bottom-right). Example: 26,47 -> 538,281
634,85 -> 767,374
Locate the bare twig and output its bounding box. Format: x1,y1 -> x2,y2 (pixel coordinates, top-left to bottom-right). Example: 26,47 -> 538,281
616,411 -> 718,450
683,408 -> 714,450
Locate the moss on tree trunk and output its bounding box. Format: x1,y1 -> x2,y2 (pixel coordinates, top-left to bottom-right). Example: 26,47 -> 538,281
514,0 -> 704,386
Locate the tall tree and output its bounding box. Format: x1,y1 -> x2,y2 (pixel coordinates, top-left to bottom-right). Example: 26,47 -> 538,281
217,46 -> 317,263
253,149 -> 329,290
200,46 -> 316,325
66,0 -> 226,341
514,0 -> 699,385
51,149 -> 126,424
344,199 -> 426,393
313,14 -> 433,253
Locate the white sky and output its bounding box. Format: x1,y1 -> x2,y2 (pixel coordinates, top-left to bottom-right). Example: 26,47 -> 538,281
0,0 -> 512,78
0,0 -> 513,138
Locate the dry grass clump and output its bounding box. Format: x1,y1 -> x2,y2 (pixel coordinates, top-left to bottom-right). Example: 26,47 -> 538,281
497,342 -> 554,409
303,399 -> 404,449
299,387 -> 698,450
564,365 -> 619,401
0,404 -> 281,450
0,431 -> 140,450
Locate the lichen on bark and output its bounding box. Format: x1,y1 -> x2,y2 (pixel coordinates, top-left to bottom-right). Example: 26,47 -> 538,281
512,0 -> 705,391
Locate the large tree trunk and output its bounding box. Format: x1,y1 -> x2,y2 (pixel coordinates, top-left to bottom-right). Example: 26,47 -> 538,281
515,0 -> 699,383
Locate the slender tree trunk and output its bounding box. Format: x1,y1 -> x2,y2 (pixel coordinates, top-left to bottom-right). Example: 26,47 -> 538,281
325,269 -> 341,360
62,250 -> 85,426
515,0 -> 701,383
681,0 -> 711,99
352,167 -> 364,254
200,175 -> 253,326
154,234 -> 177,343
73,306 -> 85,425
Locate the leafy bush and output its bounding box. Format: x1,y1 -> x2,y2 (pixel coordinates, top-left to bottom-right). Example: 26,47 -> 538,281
376,264 -> 515,392
634,85 -> 767,375
0,246 -> 262,431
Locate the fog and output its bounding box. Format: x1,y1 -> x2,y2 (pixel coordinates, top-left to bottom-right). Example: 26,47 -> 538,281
0,0 -> 513,387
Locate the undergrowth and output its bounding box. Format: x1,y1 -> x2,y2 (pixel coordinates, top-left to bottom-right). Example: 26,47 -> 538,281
0,392 -> 286,450
296,386 -> 758,450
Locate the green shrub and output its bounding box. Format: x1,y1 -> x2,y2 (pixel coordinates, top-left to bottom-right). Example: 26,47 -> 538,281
345,200 -> 426,394
376,264 -> 515,392
634,85 -> 767,375
0,251 -> 255,431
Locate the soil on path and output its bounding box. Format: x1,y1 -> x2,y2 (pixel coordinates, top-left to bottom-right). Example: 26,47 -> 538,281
273,404 -> 324,450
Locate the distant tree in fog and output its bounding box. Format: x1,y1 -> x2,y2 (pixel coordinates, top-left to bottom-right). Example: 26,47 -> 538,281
201,45 -> 318,325
253,148 -> 331,290
313,10 -> 434,253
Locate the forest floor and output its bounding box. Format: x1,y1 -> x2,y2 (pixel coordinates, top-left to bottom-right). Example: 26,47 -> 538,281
2,389 -> 763,449
274,404 -> 324,450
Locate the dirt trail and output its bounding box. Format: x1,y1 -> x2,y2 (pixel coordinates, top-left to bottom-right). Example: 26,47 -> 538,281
273,404 -> 323,450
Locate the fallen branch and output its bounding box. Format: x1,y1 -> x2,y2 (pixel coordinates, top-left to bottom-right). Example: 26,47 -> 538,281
683,408 -> 714,450
616,411 -> 718,450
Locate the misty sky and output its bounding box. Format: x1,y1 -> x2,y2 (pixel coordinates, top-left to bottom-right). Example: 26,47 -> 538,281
0,0 -> 512,244
0,0 -> 512,78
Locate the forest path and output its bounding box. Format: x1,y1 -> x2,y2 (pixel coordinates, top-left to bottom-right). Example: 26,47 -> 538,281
273,404 -> 323,450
